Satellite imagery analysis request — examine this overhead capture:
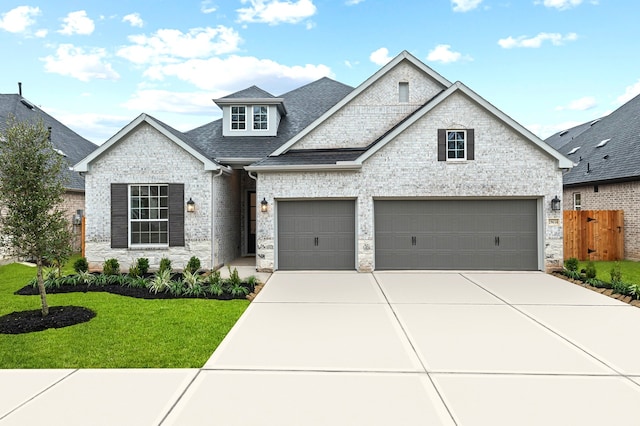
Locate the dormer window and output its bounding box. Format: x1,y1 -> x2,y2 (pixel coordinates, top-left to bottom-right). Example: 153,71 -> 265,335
253,106 -> 268,130
231,106 -> 246,130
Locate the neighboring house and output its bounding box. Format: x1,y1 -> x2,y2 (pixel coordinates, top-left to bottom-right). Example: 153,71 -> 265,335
74,51 -> 571,272
546,93 -> 640,260
0,86 -> 97,260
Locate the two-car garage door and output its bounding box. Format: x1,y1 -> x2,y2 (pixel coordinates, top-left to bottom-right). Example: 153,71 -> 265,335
375,199 -> 539,270
277,199 -> 539,270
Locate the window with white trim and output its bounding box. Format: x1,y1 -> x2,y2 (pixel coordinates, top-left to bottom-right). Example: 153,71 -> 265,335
231,106 -> 246,130
447,130 -> 466,160
130,184 -> 169,245
253,105 -> 268,130
573,193 -> 582,211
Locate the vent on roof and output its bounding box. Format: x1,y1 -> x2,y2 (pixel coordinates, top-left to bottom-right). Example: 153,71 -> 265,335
596,138 -> 610,148
54,149 -> 67,157
590,118 -> 601,126
567,146 -> 581,155
20,98 -> 35,110
559,130 -> 569,136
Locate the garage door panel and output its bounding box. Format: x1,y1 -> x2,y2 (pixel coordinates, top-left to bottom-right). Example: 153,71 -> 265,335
375,200 -> 538,270
278,200 -> 355,270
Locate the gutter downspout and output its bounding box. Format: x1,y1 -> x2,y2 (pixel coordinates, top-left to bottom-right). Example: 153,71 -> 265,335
211,167 -> 225,270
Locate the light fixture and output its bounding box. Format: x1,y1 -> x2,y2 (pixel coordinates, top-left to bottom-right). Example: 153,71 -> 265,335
551,195 -> 561,211
186,198 -> 196,213
260,198 -> 268,213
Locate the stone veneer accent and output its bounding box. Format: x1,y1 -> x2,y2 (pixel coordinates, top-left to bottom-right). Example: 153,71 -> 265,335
84,122 -> 238,271
257,90 -> 565,272
563,181 -> 640,260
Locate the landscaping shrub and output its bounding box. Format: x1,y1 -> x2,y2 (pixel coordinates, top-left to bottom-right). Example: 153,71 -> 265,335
185,256 -> 201,274
136,257 -> 150,275
73,257 -> 89,273
207,270 -> 224,296
128,264 -> 141,278
585,261 -> 597,279
564,257 -> 579,272
149,269 -> 172,294
159,257 -> 172,274
612,280 -> 631,296
103,258 -> 120,276
610,262 -> 622,284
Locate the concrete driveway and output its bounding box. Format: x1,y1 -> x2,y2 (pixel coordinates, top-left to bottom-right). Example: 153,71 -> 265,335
3,271 -> 640,425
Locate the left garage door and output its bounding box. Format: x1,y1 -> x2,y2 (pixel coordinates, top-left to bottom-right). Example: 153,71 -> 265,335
278,200 -> 356,270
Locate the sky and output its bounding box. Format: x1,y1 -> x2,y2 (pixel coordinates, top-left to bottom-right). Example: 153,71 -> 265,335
0,0 -> 638,144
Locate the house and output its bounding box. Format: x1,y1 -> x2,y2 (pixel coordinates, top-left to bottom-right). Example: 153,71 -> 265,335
74,51 -> 571,272
0,85 -> 97,260
546,93 -> 640,260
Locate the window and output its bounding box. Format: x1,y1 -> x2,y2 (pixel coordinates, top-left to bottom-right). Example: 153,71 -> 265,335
399,82 -> 409,103
130,185 -> 168,245
253,105 -> 268,130
438,129 -> 475,161
447,130 -> 466,160
573,193 -> 582,211
231,106 -> 246,130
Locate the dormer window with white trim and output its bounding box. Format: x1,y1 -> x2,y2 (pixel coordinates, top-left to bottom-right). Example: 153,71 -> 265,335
231,106 -> 246,130
253,106 -> 268,130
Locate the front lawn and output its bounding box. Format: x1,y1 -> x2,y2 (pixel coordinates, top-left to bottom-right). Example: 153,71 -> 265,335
0,260 -> 249,368
577,260 -> 640,285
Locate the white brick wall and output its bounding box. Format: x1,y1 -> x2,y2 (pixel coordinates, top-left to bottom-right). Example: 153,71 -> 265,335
257,89 -> 565,272
84,123 -> 218,271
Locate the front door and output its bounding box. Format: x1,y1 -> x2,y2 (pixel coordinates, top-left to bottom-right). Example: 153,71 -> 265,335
248,191 -> 256,254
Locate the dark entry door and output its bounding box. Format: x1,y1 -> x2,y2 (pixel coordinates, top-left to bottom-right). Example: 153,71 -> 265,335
248,192 -> 256,254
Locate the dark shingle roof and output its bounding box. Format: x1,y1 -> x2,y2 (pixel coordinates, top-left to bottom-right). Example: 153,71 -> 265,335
219,86 -> 277,99
548,94 -> 640,186
545,121 -> 594,150
185,77 -> 354,161
0,93 -> 97,191
251,148 -> 365,167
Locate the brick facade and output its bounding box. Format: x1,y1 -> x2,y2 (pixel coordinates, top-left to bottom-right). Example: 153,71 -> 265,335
563,181 -> 640,260
83,122 -> 238,271
256,78 -> 565,272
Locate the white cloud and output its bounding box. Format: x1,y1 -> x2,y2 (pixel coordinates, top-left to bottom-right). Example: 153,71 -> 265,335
617,79 -> 640,104
122,89 -> 224,114
43,108 -> 131,144
426,44 -> 471,64
58,10 -> 95,35
41,44 -> 120,81
122,13 -> 143,28
117,26 -> 241,65
369,47 -> 392,66
35,29 -> 48,38
555,96 -> 597,111
452,0 -> 482,12
498,32 -> 578,48
346,0 -> 365,4
539,0 -> 583,10
142,55 -> 332,94
0,5 -> 41,33
237,0 -> 317,25
528,120 -> 584,139
201,1 -> 217,13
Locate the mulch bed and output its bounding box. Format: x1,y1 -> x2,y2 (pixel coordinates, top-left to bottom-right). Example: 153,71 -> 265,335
552,272 -> 640,308
14,284 -> 241,300
0,306 -> 96,334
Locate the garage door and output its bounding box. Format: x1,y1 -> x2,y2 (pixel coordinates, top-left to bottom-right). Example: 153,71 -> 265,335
375,199 -> 538,270
278,200 -> 356,270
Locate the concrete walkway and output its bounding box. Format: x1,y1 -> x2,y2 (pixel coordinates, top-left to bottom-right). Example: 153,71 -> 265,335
2,271 -> 640,425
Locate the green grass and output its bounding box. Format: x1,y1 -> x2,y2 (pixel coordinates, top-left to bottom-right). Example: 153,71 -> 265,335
577,260 -> 640,285
0,258 -> 249,368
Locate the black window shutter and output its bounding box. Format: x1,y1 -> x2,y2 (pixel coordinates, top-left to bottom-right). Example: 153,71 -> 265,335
467,129 -> 475,160
168,184 -> 185,247
111,184 -> 128,248
437,129 -> 446,161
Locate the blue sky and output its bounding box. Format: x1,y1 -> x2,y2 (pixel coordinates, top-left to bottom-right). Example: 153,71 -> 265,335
0,0 -> 637,144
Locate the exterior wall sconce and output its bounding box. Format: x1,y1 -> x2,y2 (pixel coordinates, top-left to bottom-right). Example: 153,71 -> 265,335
72,209 -> 83,226
551,195 -> 561,211
260,198 -> 268,213
186,198 -> 196,213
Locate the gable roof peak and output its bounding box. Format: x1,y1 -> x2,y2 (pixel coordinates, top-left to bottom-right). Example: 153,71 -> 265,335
219,85 -> 276,100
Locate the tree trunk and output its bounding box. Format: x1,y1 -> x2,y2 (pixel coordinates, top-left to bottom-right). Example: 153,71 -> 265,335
36,259 -> 49,317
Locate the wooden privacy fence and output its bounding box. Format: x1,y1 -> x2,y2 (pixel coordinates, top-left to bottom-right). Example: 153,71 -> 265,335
563,210 -> 624,261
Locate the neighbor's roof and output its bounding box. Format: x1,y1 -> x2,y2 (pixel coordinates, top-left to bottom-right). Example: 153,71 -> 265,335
0,93 -> 97,191
547,93 -> 640,186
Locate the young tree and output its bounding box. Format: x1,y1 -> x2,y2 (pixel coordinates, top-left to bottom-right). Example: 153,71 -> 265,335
0,117 -> 72,316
